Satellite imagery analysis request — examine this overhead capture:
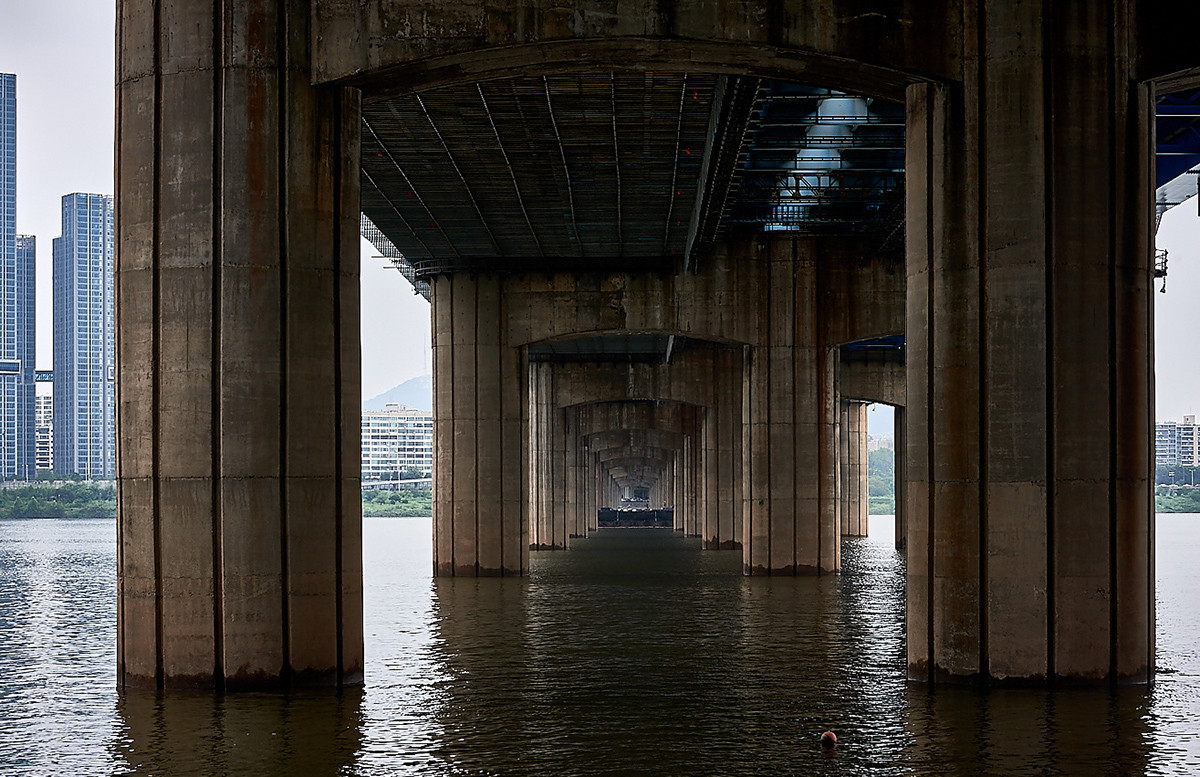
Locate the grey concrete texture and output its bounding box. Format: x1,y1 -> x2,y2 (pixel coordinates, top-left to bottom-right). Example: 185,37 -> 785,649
903,4 -> 1153,684
116,0 -> 363,690
118,0 -> 1171,689
312,0 -> 962,94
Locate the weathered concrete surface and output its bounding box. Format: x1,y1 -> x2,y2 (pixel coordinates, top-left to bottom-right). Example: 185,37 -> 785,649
116,0 -> 362,690
311,0 -> 961,95
502,237 -> 902,350
431,274 -> 527,575
702,347 -> 742,550
840,401 -> 869,538
904,3 -> 1153,684
839,353 -> 905,407
117,0 -> 1169,692
434,234 -> 900,573
740,239 -> 840,575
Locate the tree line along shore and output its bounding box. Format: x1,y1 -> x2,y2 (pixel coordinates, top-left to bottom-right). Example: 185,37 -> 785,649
0,483 -> 434,519
1,464 -> 1195,517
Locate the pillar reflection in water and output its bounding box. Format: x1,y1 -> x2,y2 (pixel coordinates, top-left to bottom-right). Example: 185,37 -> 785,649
430,576 -> 535,772
113,688 -> 363,776
901,686 -> 1151,774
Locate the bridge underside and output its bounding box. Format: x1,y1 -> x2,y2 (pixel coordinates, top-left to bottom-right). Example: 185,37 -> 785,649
115,0 -> 1191,690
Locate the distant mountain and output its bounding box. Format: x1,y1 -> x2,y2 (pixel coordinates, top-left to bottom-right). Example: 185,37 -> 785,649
364,375 -> 432,412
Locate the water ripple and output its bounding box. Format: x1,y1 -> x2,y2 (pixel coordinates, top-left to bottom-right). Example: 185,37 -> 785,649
1,515 -> 1200,775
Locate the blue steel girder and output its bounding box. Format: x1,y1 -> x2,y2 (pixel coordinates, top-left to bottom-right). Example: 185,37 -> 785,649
1156,89 -> 1200,189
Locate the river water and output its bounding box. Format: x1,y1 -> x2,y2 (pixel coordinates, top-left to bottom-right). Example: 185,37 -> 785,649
1,514 -> 1198,775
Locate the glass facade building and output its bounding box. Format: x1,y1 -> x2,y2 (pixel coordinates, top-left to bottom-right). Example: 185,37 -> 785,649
1,73 -> 37,480
53,193 -> 115,479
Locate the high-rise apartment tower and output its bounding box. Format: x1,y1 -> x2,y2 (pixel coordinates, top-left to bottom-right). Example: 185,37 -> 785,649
0,73 -> 37,480
53,193 -> 114,478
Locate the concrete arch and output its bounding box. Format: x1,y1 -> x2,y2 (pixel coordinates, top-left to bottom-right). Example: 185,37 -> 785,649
587,428 -> 685,455
577,400 -> 700,440
506,236 -> 904,351
314,6 -> 961,94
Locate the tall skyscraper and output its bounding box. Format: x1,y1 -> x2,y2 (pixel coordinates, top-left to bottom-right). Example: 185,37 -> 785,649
1,73 -> 37,481
53,193 -> 115,479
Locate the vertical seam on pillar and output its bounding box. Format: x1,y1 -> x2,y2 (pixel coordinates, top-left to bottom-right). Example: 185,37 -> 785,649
976,0 -> 990,681
1142,83 -> 1156,684
923,82 -> 936,683
811,240 -> 820,574
474,279 -> 480,575
1106,0 -> 1120,682
793,241 -> 801,574
211,0 -> 227,693
115,1 -> 126,689
448,278 -> 455,573
765,244 -> 772,574
333,89 -> 346,685
1043,0 -> 1058,684
431,288 -> 438,573
498,284 -> 505,575
276,1 -> 292,685
151,0 -> 164,691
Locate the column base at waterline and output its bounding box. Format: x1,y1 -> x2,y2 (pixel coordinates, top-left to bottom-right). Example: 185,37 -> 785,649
742,564 -> 832,576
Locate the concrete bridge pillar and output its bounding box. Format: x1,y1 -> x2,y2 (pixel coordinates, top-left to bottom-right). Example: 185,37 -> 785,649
702,347 -> 742,550
116,0 -> 362,689
587,450 -> 600,531
894,407 -> 907,551
431,274 -> 526,575
741,242 -> 839,575
528,361 -> 569,550
840,400 -> 870,537
682,406 -> 703,536
565,409 -> 586,538
906,2 -> 1153,683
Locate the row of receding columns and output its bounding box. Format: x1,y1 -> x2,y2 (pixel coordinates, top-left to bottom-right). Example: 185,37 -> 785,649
115,0 -> 1154,691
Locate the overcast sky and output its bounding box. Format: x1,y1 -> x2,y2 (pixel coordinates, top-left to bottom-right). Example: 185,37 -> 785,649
2,1 -> 1198,424
0,0 -> 431,401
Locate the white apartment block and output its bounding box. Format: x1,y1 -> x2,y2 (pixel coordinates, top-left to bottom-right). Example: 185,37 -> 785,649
361,403 -> 433,481
1156,414 -> 1199,467
35,392 -> 52,471
867,434 -> 894,452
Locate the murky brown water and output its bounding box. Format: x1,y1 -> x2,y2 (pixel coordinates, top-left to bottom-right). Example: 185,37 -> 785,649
1,514 -> 1198,775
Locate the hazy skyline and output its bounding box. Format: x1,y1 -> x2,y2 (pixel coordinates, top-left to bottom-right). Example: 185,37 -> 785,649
0,0 -> 432,401
2,0 -> 1198,423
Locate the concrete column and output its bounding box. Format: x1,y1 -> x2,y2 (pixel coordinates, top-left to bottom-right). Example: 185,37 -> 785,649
672,455 -> 684,531
839,401 -> 849,537
527,361 -> 568,550
431,274 -> 526,576
588,450 -> 600,529
905,2 -> 1153,683
703,348 -> 742,549
894,406 -> 906,551
703,406 -> 718,542
565,409 -> 585,538
842,401 -> 869,537
741,243 -> 839,575
116,0 -> 362,690
683,406 -> 703,537
551,380 -> 571,543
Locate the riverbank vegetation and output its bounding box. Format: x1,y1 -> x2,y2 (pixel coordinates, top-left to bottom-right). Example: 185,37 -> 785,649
1,483 -> 433,519
361,488 -> 433,517
1156,485 -> 1200,513
868,448 -> 895,515
6,467 -> 1187,518
0,482 -> 117,518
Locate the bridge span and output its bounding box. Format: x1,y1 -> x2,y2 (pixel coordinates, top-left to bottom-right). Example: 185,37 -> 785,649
115,0 -> 1200,691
